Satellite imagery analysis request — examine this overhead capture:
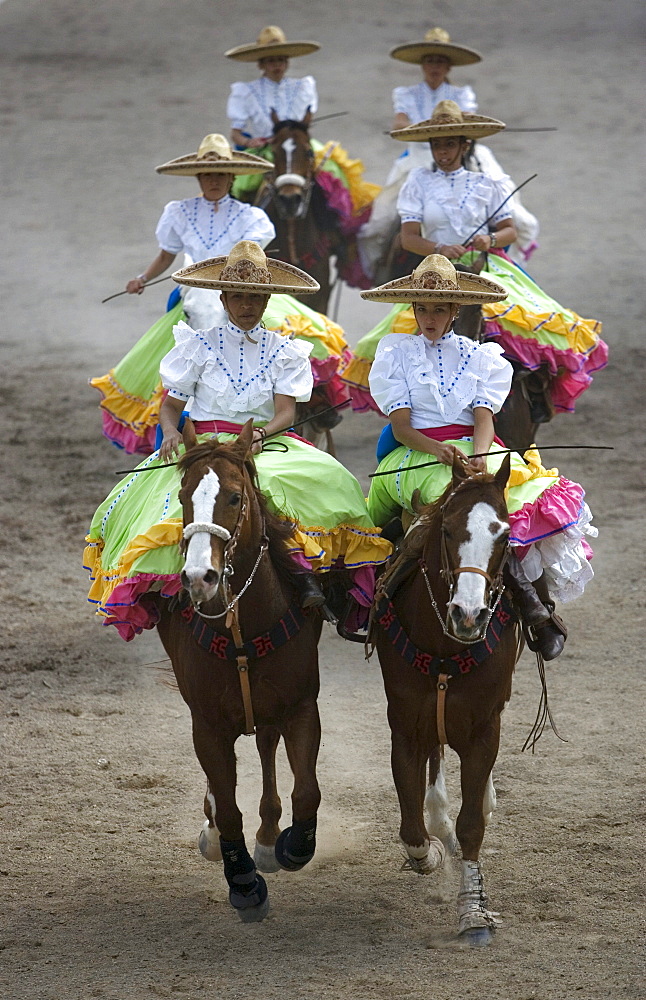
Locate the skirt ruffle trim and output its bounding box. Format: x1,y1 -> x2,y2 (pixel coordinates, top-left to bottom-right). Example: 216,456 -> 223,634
85,519 -> 392,638
313,141 -> 381,214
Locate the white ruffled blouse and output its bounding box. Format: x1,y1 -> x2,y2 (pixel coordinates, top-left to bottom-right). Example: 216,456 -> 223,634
369,331 -> 512,427
392,80 -> 478,120
227,76 -> 319,140
397,167 -> 511,245
155,195 -> 275,264
160,321 -> 313,424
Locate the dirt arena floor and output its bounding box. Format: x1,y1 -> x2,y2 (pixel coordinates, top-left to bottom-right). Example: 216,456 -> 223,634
1,2 -> 644,997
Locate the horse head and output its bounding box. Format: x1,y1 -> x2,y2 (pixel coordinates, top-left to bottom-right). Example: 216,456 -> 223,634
269,110 -> 315,218
177,420 -> 255,607
430,453 -> 511,641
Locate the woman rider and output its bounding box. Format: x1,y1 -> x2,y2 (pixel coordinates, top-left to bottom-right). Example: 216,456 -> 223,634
224,25 -> 320,150
361,254 -> 596,661
358,27 -> 539,274
91,134 -> 350,455
346,102 -> 607,420
85,241 -> 392,640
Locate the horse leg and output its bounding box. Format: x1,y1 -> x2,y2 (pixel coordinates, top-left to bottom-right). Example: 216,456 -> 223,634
391,730 -> 445,874
191,714 -> 269,923
425,746 -> 458,856
198,783 -> 222,862
253,724 -> 283,873
274,698 -> 321,872
454,723 -> 502,945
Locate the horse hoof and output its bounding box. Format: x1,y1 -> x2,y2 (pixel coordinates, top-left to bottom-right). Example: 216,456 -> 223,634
198,822 -> 222,862
254,840 -> 281,873
230,874 -> 269,923
461,926 -> 494,948
274,824 -> 316,872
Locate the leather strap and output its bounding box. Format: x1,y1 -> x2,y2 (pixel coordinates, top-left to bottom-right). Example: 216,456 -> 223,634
226,603 -> 255,736
436,673 -> 450,747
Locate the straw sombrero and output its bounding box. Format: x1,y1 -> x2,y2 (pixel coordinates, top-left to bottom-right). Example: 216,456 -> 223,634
155,134 -> 273,177
390,27 -> 481,66
391,100 -> 505,143
360,255 -> 507,305
225,25 -> 320,62
173,241 -> 320,295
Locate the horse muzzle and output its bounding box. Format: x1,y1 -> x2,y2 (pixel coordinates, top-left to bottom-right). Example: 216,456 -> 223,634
181,567 -> 222,606
448,602 -> 490,642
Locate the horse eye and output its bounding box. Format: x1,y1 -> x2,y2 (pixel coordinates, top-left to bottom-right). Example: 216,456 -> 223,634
441,526 -> 452,539
228,492 -> 241,506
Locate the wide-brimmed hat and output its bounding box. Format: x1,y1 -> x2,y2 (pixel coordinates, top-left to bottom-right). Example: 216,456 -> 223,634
391,100 -> 505,143
225,25 -> 320,62
360,255 -> 507,305
173,240 -> 320,294
390,27 -> 481,66
155,134 -> 273,177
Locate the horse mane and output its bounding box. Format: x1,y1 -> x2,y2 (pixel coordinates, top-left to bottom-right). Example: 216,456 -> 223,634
398,471 -> 502,561
178,440 -> 298,593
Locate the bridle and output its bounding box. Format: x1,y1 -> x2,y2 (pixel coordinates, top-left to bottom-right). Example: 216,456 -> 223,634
420,477 -> 510,644
181,472 -> 269,621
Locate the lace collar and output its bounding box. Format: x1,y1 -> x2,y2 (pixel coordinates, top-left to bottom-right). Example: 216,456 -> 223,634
225,321 -> 264,340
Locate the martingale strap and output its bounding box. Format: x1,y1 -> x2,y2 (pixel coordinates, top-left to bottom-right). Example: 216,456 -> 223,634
177,592 -> 307,661
375,592 -> 517,678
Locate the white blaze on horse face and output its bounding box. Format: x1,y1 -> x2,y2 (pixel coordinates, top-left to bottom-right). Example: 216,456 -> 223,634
452,502 -> 507,616
282,136 -> 296,173
183,469 -> 221,583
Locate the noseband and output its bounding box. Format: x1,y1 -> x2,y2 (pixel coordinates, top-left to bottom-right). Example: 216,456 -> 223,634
182,475 -> 269,620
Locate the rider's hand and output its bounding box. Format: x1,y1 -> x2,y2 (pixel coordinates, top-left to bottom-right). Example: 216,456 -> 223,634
247,138 -> 268,149
251,427 -> 265,455
467,454 -> 487,473
432,442 -> 469,466
159,430 -> 183,463
126,276 -> 146,295
438,243 -> 467,259
472,234 -> 493,252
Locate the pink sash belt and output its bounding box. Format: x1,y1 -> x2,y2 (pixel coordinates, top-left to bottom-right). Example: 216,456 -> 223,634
416,424 -> 506,448
193,420 -> 314,446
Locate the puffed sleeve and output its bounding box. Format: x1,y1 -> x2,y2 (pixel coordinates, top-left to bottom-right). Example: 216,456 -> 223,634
397,169 -> 425,224
272,338 -> 314,402
487,176 -> 514,227
155,201 -> 184,254
159,322 -> 210,401
457,84 -> 478,113
392,85 -> 416,118
369,336 -> 413,416
227,82 -> 252,130
470,343 -> 513,414
300,76 -> 318,114
238,205 -> 276,249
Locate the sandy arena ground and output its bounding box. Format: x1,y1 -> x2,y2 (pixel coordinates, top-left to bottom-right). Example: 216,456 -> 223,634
1,2 -> 644,997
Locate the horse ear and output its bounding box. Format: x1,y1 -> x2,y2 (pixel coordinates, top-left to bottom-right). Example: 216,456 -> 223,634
452,453 -> 469,484
270,108 -> 279,125
232,418 -> 254,458
494,452 -> 511,490
182,417 -> 197,451
303,106 -> 313,127
411,488 -> 424,515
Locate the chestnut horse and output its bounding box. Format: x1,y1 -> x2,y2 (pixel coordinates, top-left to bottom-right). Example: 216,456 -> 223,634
155,421 -> 323,922
371,454 -> 521,945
